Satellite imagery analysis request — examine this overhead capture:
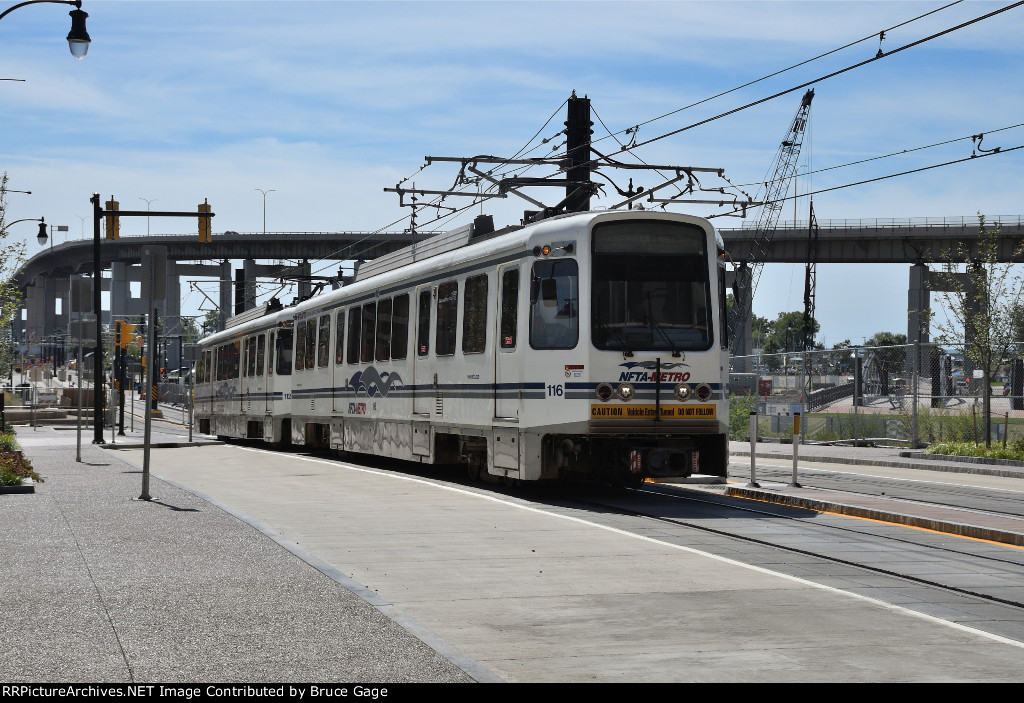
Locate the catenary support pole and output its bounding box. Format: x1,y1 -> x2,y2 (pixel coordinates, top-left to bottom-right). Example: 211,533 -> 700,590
747,410 -> 759,488
790,410 -> 802,487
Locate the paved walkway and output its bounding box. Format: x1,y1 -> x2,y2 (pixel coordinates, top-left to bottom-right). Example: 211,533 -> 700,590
0,422 -> 476,683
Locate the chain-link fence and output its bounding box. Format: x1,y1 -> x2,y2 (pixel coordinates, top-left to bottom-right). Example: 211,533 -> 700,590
730,343 -> 1024,447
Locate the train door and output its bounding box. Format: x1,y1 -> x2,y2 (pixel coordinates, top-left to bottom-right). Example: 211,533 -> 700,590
254,332 -> 266,414
332,308 -> 346,412
412,286 -> 432,416
240,336 -> 251,413
265,330 -> 275,414
494,265 -> 521,419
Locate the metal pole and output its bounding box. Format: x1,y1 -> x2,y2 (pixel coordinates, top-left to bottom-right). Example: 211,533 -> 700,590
912,340 -> 920,448
76,337 -> 82,462
747,410 -> 759,487
853,348 -> 860,446
188,372 -> 193,442
790,411 -> 802,487
140,306 -> 155,501
90,193 -> 104,444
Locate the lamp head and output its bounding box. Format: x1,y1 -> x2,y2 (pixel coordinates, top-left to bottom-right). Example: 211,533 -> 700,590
67,8 -> 90,60
37,220 -> 48,246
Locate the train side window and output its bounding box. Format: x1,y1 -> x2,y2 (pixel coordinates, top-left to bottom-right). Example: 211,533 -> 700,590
247,335 -> 257,376
256,334 -> 266,376
435,281 -> 458,356
360,302 -> 377,363
417,290 -> 430,356
295,321 -> 307,373
242,337 -> 249,377
335,310 -> 346,365
500,268 -> 519,349
218,341 -> 240,381
276,328 -> 293,375
530,259 -> 579,350
376,298 -> 392,361
392,294 -> 409,360
317,314 -> 331,368
347,306 -> 361,364
462,274 -> 487,354
304,318 -> 317,369
268,332 -> 275,376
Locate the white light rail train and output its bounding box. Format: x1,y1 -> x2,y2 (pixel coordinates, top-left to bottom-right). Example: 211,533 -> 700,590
194,210 -> 729,486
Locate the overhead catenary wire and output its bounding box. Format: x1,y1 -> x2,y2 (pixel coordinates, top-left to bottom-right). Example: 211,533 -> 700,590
708,142 -> 1024,219
312,2 -> 1019,277
257,2 -> 1024,299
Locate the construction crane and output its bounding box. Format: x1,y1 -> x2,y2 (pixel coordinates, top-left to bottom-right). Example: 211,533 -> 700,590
732,88 -> 814,362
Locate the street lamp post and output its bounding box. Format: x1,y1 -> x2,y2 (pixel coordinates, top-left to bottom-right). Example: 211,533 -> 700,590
139,198 -> 157,235
89,193 -> 103,443
254,188 -> 274,235
0,0 -> 91,59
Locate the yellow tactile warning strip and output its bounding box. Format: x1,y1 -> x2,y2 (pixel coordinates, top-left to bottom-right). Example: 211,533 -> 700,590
724,486 -> 1024,549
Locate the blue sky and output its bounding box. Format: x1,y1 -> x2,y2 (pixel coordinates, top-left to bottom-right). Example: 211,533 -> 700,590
2,0 -> 1022,345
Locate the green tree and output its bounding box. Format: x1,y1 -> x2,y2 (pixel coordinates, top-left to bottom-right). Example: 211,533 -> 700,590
201,309 -> 221,337
0,174 -> 29,382
933,214 -> 1024,447
765,310 -> 818,353
181,315 -> 200,344
864,331 -> 908,375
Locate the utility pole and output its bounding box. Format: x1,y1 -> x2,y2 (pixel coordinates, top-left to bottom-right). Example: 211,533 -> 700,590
564,92 -> 593,214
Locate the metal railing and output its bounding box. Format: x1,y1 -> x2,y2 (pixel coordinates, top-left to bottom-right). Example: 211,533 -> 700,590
720,214 -> 1024,233
730,343 -> 1024,448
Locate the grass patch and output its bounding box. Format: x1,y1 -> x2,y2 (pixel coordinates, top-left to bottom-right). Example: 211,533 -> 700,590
924,440 -> 1024,461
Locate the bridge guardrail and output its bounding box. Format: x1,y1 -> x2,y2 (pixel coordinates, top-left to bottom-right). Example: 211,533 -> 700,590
721,214 -> 1024,232
730,343 -> 1024,447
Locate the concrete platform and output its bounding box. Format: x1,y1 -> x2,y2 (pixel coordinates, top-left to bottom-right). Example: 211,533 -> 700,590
5,424 -> 1024,682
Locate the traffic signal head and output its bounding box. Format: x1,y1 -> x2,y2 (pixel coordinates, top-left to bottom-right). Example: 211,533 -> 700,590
198,200 -> 212,242
115,321 -> 138,348
105,199 -> 120,240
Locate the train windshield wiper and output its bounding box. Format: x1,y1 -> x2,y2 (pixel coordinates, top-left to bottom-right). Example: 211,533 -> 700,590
645,292 -> 682,358
597,314 -> 633,358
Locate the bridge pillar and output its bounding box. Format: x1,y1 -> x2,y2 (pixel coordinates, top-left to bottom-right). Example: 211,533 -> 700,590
218,260 -> 231,332
243,259 -> 258,312
297,260 -> 312,302
907,263 -> 930,378
24,283 -> 46,355
110,262 -> 130,324
164,260 -> 182,373
909,264 -> 986,395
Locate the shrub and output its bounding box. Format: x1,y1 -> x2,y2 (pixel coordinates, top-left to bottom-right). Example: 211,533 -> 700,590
0,443 -> 42,485
729,395 -> 757,440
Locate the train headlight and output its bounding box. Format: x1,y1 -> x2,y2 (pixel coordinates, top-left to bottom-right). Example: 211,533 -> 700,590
616,382 -> 635,402
673,383 -> 690,402
596,382 -> 613,402
695,383 -> 713,402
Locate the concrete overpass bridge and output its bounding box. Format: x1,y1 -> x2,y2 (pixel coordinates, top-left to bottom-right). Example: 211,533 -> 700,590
13,214 -> 1024,370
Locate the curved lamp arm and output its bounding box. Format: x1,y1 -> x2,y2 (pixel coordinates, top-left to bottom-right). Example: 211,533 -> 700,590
0,0 -> 90,59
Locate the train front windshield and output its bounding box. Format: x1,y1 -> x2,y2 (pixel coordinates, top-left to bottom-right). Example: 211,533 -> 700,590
591,220 -> 713,353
